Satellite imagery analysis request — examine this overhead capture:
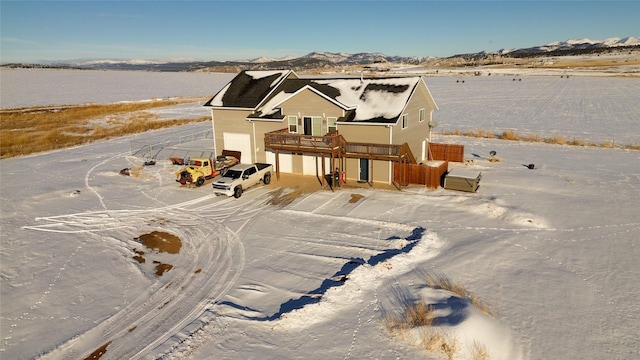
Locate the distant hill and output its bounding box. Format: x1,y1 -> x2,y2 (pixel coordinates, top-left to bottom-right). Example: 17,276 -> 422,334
494,36 -> 640,58
3,37 -> 638,72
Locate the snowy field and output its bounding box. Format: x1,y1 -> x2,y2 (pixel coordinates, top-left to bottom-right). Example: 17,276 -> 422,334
1,69 -> 639,360
426,75 -> 640,146
0,68 -> 235,108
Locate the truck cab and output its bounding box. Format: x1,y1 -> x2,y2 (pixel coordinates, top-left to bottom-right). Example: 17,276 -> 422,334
212,163 -> 273,198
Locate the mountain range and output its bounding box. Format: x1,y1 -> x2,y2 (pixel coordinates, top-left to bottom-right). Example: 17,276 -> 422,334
495,36 -> 639,57
3,36 -> 638,72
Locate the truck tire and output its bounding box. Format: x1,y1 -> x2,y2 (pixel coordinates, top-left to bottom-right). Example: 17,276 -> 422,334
263,173 -> 271,185
196,177 -> 205,187
233,186 -> 242,198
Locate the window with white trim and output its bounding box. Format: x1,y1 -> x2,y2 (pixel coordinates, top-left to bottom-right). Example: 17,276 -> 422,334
419,108 -> 425,122
288,115 -> 298,133
327,117 -> 337,133
312,117 -> 322,136
401,114 -> 408,129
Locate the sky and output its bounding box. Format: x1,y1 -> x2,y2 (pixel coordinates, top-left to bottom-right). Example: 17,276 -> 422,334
1,1 -> 639,63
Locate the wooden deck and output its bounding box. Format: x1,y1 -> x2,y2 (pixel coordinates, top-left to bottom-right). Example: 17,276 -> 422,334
264,129 -> 416,163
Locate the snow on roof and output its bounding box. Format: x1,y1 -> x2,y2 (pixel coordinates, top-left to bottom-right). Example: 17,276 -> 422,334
254,76 -> 422,123
245,70 -> 289,82
207,82 -> 230,107
207,71 -> 425,123
205,70 -> 291,109
316,77 -> 420,122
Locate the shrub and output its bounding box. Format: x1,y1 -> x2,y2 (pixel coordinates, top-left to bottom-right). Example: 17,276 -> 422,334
420,329 -> 459,360
499,130 -> 520,141
545,135 -> 567,145
521,133 -> 541,142
425,272 -> 492,315
569,138 -> 587,146
601,140 -> 614,148
385,300 -> 435,333
471,341 -> 492,360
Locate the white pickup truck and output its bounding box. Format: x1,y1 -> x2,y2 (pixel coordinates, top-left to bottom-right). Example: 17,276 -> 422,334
212,163 -> 273,198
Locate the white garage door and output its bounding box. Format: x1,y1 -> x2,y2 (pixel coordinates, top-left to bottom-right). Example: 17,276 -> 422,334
302,155 -> 330,176
266,151 -> 293,173
223,132 -> 252,164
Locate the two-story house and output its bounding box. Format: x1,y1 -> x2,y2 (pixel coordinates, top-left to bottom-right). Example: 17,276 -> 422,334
203,70 -> 438,186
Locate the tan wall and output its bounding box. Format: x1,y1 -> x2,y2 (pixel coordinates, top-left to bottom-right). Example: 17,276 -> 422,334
337,123 -> 390,144
342,158 -> 391,183
252,120 -> 287,163
280,89 -> 344,123
211,109 -> 253,156
392,83 -> 436,162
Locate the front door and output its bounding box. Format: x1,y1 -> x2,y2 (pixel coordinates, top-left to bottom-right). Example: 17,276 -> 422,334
359,158 -> 370,182
303,117 -> 312,136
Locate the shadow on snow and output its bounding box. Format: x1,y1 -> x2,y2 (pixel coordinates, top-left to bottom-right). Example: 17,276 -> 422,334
247,227 -> 425,321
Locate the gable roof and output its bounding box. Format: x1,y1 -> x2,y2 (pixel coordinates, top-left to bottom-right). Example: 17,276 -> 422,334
205,70 -> 434,124
203,70 -> 294,108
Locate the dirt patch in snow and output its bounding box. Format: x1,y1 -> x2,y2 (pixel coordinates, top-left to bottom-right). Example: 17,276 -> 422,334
137,231 -> 181,254
83,341 -> 111,360
349,194 -> 365,203
153,261 -> 174,276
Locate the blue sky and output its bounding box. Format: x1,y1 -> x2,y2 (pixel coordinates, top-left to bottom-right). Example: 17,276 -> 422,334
1,1 -> 638,63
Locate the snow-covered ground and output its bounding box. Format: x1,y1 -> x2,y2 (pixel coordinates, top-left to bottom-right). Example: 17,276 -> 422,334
0,68 -> 235,108
1,70 -> 639,360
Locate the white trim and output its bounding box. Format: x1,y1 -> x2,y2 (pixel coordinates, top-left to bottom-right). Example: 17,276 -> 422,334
288,115 -> 298,133
327,116 -> 337,133
272,85 -> 355,111
246,117 -> 285,122
253,70 -> 295,110
335,121 -> 396,126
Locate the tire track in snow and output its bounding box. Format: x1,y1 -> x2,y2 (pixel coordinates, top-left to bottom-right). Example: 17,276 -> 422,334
85,152 -> 129,210
28,186 -> 280,359
30,209 -> 244,360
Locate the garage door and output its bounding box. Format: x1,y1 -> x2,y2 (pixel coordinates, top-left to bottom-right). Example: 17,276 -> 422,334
302,155 -> 330,176
266,151 -> 293,173
223,132 -> 251,164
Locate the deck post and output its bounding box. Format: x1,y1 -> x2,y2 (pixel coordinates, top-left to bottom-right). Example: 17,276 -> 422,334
321,153 -> 326,188
275,150 -> 280,180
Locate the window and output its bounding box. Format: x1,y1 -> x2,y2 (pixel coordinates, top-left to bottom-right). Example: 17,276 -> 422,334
327,117 -> 337,133
312,117 -> 322,136
419,108 -> 425,122
401,114 -> 408,129
288,116 -> 298,133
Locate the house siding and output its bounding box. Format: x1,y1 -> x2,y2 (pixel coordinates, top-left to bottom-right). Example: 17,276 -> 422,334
252,120 -> 287,163
337,124 -> 389,144
392,82 -> 436,163
212,109 -> 254,162
280,89 -> 344,119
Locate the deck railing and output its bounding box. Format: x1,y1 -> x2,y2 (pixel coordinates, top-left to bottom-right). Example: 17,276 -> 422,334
264,129 -> 344,155
264,128 -> 415,163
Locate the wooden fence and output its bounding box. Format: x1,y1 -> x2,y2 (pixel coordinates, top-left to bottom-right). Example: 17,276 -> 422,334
428,143 -> 464,162
394,161 -> 449,189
